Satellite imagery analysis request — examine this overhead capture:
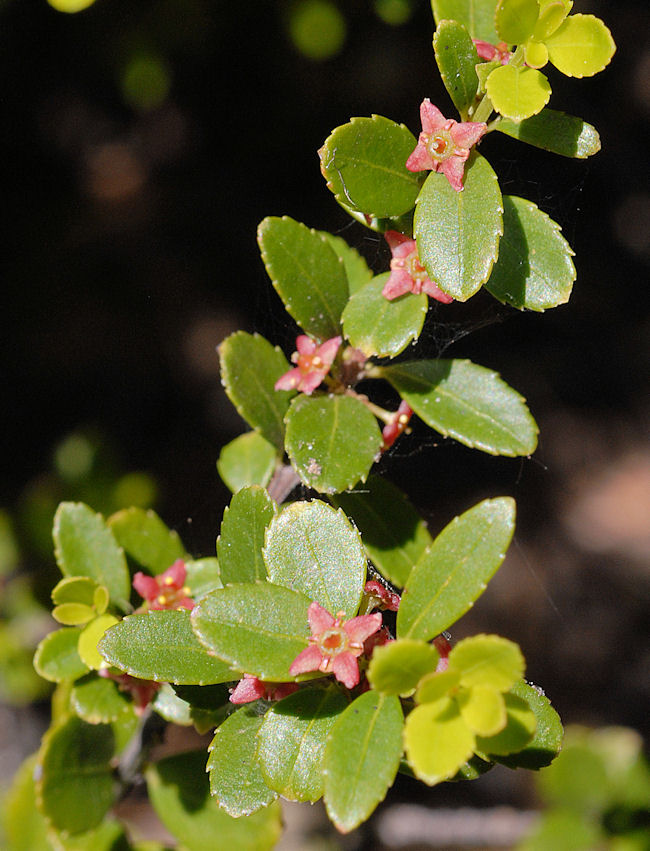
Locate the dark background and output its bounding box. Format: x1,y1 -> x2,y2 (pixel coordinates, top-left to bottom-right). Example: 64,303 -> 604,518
1,0 -> 648,837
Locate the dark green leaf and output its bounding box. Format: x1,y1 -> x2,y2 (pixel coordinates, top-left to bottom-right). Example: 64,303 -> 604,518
342,273 -> 427,358
332,475 -> 432,587
319,115 -> 422,218
219,331 -> 294,450
108,508 -> 187,575
495,109 -> 601,158
99,610 -> 235,685
285,394 -> 382,494
485,195 -> 575,311
397,497 -> 516,640
414,154 -> 503,300
258,216 -> 348,341
383,359 -> 539,456
431,0 -> 499,43
320,232 -> 373,295
71,673 -> 135,724
324,692 -> 403,832
53,502 -> 130,609
217,432 -> 278,493
433,20 -> 479,118
217,486 -> 277,585
495,680 -> 563,769
256,686 -> 348,802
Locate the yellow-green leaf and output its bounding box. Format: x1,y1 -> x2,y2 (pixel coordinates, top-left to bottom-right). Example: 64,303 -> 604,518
486,65 -> 551,121
545,14 -> 615,78
404,697 -> 475,785
495,0 -> 539,44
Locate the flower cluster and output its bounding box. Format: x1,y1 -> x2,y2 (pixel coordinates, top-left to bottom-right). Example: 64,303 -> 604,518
133,559 -> 195,611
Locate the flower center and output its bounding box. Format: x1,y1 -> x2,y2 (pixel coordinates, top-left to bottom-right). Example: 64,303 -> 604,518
297,353 -> 323,374
425,128 -> 454,162
317,627 -> 348,657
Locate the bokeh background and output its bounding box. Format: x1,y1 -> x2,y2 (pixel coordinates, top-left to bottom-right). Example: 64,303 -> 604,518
1,0 -> 648,847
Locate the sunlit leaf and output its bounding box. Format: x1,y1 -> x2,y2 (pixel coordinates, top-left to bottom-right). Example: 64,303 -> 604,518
496,680 -> 563,769
431,0 -> 499,43
495,109 -> 600,158
476,692 -> 537,755
108,507 -> 187,575
78,613 -> 119,670
217,431 -> 278,494
217,486 -> 277,585
495,0 -> 539,44
320,232 -> 373,295
450,634 -> 525,691
545,14 -> 616,78
486,65 -> 551,122
71,673 -> 135,724
457,686 -> 507,736
34,627 -> 89,683
404,697 -> 475,784
367,638 -> 439,695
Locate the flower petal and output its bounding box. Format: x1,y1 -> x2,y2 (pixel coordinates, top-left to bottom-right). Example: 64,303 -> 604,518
289,643 -> 324,677
473,39 -> 498,61
441,156 -> 466,192
343,612 -> 383,644
163,559 -> 187,588
315,335 -> 342,367
275,367 -> 301,391
307,600 -> 336,634
299,371 -> 325,395
331,652 -> 361,689
450,121 -> 487,150
384,230 -> 412,252
230,675 -> 266,704
422,280 -> 454,303
132,572 -> 159,601
295,335 -> 316,355
406,139 -> 434,172
420,98 -> 446,134
382,270 -> 414,300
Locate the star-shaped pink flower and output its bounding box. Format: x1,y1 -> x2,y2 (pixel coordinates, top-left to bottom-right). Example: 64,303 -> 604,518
289,601 -> 382,689
473,39 -> 511,65
406,99 -> 487,192
274,335 -> 342,395
133,559 -> 195,611
382,231 -> 453,303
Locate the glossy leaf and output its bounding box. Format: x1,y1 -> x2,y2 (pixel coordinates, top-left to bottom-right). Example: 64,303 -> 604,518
217,486 -> 277,585
151,683 -> 193,725
258,216 -> 349,341
184,557 -> 222,600
545,14 -> 616,78
476,691 -> 537,755
414,154 -> 503,300
78,613 -> 119,670
342,273 -> 427,358
404,697 -> 475,784
217,431 -> 278,493
486,65 -> 551,122
191,583 -> 312,681
397,497 -> 516,640
485,195 -> 575,311
53,502 -> 130,609
383,359 -> 539,456
285,394 -> 382,494
458,686 -> 506,736
51,576 -> 98,606
320,232 -> 373,295
431,0 -> 498,42
37,717 -> 115,834
147,750 -> 282,851
496,108 -> 600,158
71,673 -> 135,723
108,507 -> 187,575
319,115 -> 422,218
99,610 -> 235,684
331,475 -> 432,588
324,692 -> 403,832
495,0 -> 539,44
219,331 -> 294,450
263,500 -> 367,618
207,705 -> 277,816
256,686 -> 348,802
433,20 -> 479,118
51,602 -> 95,626
496,680 -> 563,768
367,638 -> 439,695
450,634 -> 525,691
33,627 -> 88,683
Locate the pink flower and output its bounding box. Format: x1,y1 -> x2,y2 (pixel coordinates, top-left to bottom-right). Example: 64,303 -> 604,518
289,601 -> 382,689
433,633 -> 452,672
380,398 -> 415,451
133,559 -> 195,611
364,580 -> 401,612
406,99 -> 487,192
274,335 -> 342,395
382,231 -> 454,303
473,39 -> 511,65
229,674 -> 299,705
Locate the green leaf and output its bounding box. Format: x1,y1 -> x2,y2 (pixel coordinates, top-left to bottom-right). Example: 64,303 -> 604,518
495,0 -> 539,44
433,20 -> 479,118
99,610 -> 235,684
342,273 -> 427,358
219,331 -> 294,450
518,809 -> 604,851
50,820 -> 130,851
3,755 -> 55,851
533,0 -> 571,40
78,613 -> 119,670
485,195 -> 575,311
431,0 -> 499,42
403,696 -> 475,784
450,634 -> 525,691
486,65 -> 551,122
151,683 -> 193,725
457,685 -> 506,736
191,583 -> 312,681
263,500 -> 367,618
415,668 -> 461,704
34,627 -> 89,683
383,359 -> 539,456
324,692 -> 403,832
184,557 -> 222,600
495,109 -> 600,158
319,115 -> 422,218
217,432 -> 278,493
331,475 -> 432,588
256,686 -> 348,802
284,394 -> 382,494
147,750 -> 282,851
397,497 -> 516,640
207,706 -> 277,816
108,508 -> 187,575
37,717 -> 115,834
51,602 -> 95,626
476,691 -> 536,754
217,486 -> 277,585
51,576 -> 98,606
320,232 -> 373,295
258,216 -> 349,341
495,680 -> 563,768
367,638 -> 439,695
53,502 -> 130,609
71,673 -> 135,723
545,14 -> 616,78
414,154 -> 503,300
